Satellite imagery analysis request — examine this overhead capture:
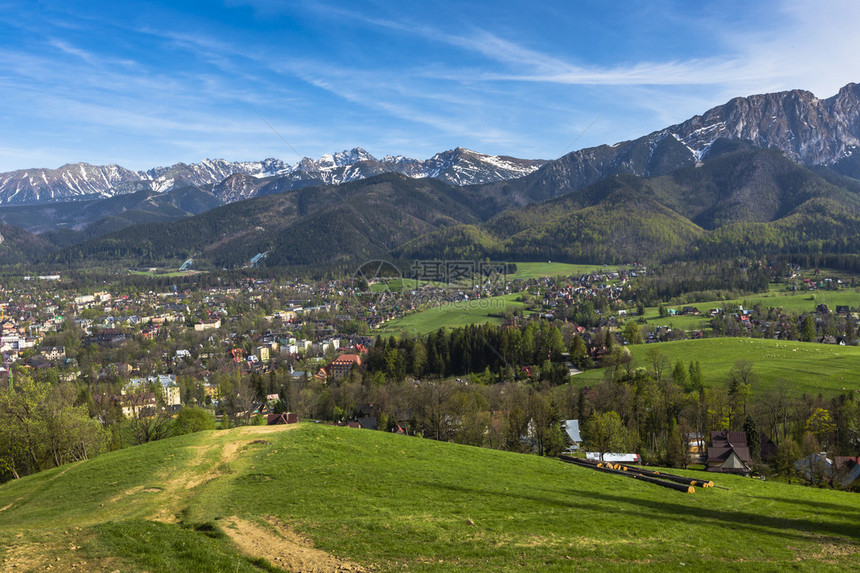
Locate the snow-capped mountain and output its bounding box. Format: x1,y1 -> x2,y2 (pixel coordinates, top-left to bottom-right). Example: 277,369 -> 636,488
6,81 -> 860,206
140,158 -> 291,192
0,159 -> 290,205
0,148 -> 546,205
240,147 -> 547,200
0,163 -> 149,204
508,82 -> 860,202
420,148 -> 546,185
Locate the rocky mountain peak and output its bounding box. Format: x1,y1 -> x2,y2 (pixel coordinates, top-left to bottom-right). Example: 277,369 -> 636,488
669,86 -> 860,164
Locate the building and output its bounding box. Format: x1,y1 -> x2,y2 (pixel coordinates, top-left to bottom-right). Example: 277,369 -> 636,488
707,431 -> 753,475
330,354 -> 362,381
41,346 -> 66,361
202,382 -> 220,403
255,345 -> 271,363
563,420 -> 582,451
123,374 -> 181,416
686,432 -> 706,455
267,412 -> 299,425
194,318 -> 222,331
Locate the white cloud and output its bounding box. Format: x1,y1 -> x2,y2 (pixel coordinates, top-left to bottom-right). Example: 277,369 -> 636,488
48,39 -> 97,63
336,2 -> 858,98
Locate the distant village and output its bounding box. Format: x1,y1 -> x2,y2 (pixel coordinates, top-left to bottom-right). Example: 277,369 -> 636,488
1,265 -> 856,416
0,263 -> 857,488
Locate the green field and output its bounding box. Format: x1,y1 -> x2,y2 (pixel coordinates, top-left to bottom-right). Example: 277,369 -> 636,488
575,338 -> 860,396
508,262 -> 622,280
378,259 -> 627,335
380,292 -> 529,335
637,285 -> 859,333
1,423 -> 857,571
735,284 -> 860,313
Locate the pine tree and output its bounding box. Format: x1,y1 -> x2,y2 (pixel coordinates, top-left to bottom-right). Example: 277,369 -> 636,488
672,360 -> 689,390
743,415 -> 761,463
801,315 -> 816,342
688,360 -> 704,392
571,335 -> 588,370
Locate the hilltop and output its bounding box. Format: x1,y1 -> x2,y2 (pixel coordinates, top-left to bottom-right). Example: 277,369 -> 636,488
1,423 -> 857,571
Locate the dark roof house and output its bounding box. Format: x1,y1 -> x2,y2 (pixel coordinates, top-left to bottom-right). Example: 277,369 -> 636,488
267,412 -> 299,425
834,457 -> 860,488
707,431 -> 752,475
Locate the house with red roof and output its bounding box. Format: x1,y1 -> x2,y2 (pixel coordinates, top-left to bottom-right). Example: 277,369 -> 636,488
330,354 -> 362,381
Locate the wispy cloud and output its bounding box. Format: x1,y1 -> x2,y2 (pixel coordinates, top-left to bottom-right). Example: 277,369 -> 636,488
322,3 -> 858,96
48,38 -> 97,63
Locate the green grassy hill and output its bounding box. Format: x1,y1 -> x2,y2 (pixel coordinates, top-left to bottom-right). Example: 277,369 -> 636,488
636,284 -> 860,332
379,292 -> 528,335
575,338 -> 860,396
1,424 -> 858,571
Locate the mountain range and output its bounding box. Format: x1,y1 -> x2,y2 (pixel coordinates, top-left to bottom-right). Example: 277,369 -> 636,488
0,148 -> 546,205
2,82 -> 860,269
475,83 -> 860,205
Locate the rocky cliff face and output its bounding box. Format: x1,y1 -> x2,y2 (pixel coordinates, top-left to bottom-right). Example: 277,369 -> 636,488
508,82 -> 860,202
670,83 -> 860,164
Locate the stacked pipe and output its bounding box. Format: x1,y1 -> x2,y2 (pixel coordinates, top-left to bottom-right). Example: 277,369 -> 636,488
616,463 -> 714,488
559,455 -> 715,493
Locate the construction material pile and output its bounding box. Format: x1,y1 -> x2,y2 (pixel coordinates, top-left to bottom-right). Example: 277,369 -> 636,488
559,454 -> 715,493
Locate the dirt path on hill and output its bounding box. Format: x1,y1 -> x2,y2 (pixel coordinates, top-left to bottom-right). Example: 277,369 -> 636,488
221,516 -> 365,573
153,424 -> 298,522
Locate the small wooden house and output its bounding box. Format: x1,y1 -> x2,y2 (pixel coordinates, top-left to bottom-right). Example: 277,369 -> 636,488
707,431 -> 752,475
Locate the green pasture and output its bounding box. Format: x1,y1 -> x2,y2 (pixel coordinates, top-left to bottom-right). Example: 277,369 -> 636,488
380,292 -> 529,335
638,285 -> 859,332
574,338 -> 860,396
659,285 -> 858,316
128,269 -> 202,278
508,262 -> 622,280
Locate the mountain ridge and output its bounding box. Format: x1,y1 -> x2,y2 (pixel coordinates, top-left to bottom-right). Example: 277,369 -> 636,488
471,82 -> 860,206
42,148 -> 860,269
0,147 -> 547,205
4,82 -> 860,210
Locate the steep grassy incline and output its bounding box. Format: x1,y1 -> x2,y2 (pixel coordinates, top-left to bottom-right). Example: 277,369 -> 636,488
1,424 -> 858,571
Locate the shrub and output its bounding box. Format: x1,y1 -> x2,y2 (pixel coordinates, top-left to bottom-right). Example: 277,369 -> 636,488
172,407 -> 216,436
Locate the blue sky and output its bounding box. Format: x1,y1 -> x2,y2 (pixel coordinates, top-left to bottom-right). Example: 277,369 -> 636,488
1,0 -> 858,171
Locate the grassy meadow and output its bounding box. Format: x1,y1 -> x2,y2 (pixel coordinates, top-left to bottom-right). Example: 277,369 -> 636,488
508,262 -> 622,280
1,423 -> 858,571
380,292 -> 529,335
574,338 -> 860,396
640,284 -> 860,332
